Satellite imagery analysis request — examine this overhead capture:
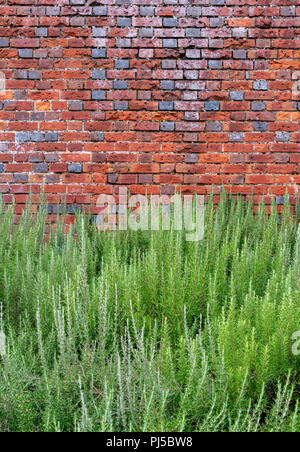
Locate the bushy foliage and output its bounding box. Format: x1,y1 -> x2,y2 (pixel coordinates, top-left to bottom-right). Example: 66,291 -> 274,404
0,192 -> 299,432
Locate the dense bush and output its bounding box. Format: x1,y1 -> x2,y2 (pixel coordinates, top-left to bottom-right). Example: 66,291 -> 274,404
0,192 -> 299,432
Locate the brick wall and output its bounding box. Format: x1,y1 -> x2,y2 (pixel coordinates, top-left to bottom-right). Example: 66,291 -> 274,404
0,0 -> 300,217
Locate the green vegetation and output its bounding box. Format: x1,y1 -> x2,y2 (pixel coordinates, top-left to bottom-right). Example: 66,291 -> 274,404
0,192 -> 299,432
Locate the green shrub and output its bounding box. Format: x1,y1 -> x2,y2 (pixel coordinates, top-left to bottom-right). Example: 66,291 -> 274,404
0,192 -> 299,432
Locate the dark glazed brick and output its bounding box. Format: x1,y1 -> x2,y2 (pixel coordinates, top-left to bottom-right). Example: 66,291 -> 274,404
206,121 -> 222,132
92,90 -> 106,100
251,101 -> 266,111
13,174 -> 28,182
163,39 -> 178,48
254,122 -> 268,131
163,18 -> 178,27
34,163 -> 48,173
92,69 -> 106,80
108,174 -> 118,184
187,7 -> 202,17
28,71 -> 41,80
18,49 -> 33,58
185,28 -> 201,38
69,101 -> 83,111
113,80 -> 128,89
160,122 -> 175,131
159,101 -> 174,111
31,132 -> 45,142
68,164 -> 82,173
230,91 -> 244,101
29,153 -> 44,163
92,27 -> 106,37
160,80 -> 174,90
229,133 -> 244,142
35,28 -> 48,37
0,39 -> 9,47
116,38 -> 131,48
209,60 -> 222,69
253,80 -> 268,91
140,7 -> 154,16
45,133 -> 58,142
93,6 -> 107,16
16,132 -> 31,143
115,59 -> 130,69
185,154 -> 198,163
117,18 -> 132,27
205,101 -> 220,111
115,101 -> 128,110
276,132 -> 290,142
92,49 -> 106,58
140,28 -> 154,38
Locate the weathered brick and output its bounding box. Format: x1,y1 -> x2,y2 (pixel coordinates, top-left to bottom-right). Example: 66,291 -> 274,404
0,1 -> 298,214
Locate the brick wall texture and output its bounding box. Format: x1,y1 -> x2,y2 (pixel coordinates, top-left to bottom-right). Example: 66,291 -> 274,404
1,0 -> 300,216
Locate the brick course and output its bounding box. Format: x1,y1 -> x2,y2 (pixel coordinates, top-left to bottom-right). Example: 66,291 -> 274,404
0,0 -> 300,217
